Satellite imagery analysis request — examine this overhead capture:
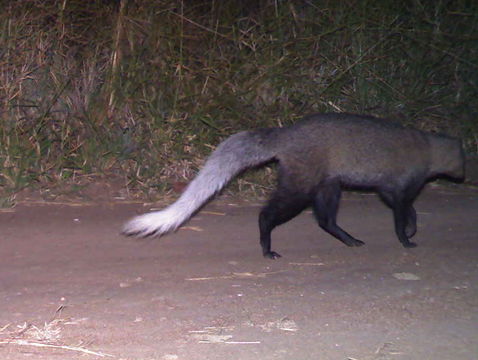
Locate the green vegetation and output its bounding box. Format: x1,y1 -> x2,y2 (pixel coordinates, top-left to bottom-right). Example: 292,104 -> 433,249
1,0 -> 477,200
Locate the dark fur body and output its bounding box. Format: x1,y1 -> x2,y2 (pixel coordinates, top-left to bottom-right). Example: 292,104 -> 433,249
123,113 -> 465,259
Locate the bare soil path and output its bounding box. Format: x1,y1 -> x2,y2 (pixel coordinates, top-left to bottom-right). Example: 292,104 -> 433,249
1,187 -> 477,360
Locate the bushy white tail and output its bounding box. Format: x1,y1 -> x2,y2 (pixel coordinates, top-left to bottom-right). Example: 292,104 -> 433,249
122,129 -> 276,237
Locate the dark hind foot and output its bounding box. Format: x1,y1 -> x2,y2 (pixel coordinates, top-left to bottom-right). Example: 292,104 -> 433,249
263,251 -> 282,260
401,241 -> 417,248
344,238 -> 365,247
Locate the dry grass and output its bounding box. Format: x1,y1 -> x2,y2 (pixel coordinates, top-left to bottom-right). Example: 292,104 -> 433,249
1,0 -> 477,202
0,319 -> 113,357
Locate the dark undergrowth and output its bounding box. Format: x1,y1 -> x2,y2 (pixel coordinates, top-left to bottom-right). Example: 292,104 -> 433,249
1,0 -> 477,203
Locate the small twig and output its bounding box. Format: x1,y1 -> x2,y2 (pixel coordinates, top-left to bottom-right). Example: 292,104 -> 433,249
201,211 -> 226,216
186,270 -> 287,281
289,262 -> 325,266
0,339 -> 114,357
181,226 -> 204,232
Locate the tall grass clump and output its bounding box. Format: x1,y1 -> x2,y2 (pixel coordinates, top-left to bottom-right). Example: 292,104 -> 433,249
0,0 -> 476,201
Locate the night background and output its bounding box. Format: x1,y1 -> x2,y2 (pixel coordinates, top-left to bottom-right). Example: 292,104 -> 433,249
1,2 -> 478,359
0,0 -> 476,199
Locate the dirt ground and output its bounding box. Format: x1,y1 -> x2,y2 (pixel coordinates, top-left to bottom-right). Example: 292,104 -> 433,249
0,186 -> 477,360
